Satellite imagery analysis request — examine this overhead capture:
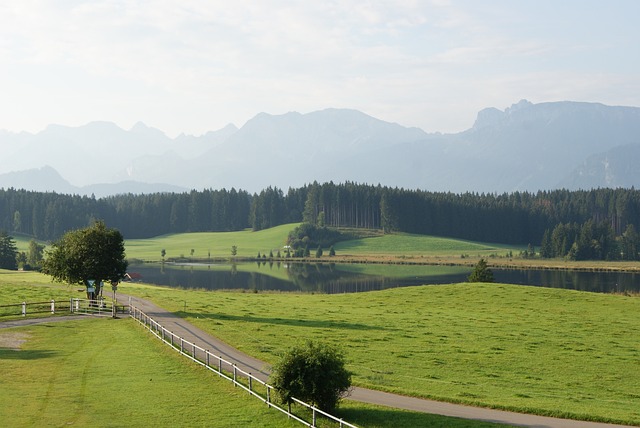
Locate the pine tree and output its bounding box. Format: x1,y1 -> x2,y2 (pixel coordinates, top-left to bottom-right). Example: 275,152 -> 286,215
467,258 -> 494,283
0,231 -> 18,270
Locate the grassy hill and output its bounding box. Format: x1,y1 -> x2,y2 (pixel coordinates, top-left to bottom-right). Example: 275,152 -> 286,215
124,224 -> 521,262
125,223 -> 299,261
120,280 -> 640,425
0,271 -> 508,428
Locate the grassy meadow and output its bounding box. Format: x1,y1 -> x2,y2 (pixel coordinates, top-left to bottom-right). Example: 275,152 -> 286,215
0,274 -> 507,428
335,232 -> 517,257
123,224 -> 522,262
0,317 -> 301,428
3,225 -> 640,426
117,280 -> 640,425
125,223 -> 299,261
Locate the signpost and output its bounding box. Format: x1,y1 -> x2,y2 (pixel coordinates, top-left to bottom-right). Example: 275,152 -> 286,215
111,280 -> 118,318
87,279 -> 96,306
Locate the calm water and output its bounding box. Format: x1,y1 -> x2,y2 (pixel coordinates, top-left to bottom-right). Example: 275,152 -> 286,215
127,262 -> 640,294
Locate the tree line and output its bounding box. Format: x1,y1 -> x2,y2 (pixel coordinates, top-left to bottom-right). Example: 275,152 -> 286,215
2,183 -> 640,260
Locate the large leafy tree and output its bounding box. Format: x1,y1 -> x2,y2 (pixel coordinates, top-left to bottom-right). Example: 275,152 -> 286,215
270,340 -> 352,412
0,231 -> 18,270
42,221 -> 127,299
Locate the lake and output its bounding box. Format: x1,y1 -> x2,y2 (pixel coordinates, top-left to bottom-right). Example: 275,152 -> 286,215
126,261 -> 640,294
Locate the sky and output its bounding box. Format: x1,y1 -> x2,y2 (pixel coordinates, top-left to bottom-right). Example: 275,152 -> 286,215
0,0 -> 638,137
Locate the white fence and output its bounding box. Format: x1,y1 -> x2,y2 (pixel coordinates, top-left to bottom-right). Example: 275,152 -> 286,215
129,305 -> 357,428
0,298 -> 128,318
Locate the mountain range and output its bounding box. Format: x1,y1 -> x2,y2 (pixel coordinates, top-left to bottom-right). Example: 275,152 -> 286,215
1,100 -> 639,197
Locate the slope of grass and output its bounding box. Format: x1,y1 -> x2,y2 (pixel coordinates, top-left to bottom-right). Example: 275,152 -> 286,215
125,223 -> 300,261
0,279 -> 508,428
4,270 -> 639,424
0,270 -> 81,305
335,232 -> 519,256
0,318 -> 301,427
124,225 -> 522,262
117,281 -> 640,425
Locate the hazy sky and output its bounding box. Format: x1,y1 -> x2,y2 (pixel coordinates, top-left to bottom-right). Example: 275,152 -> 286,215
1,0 -> 638,137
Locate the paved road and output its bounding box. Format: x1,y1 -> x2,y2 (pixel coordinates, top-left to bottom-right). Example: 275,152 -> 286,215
0,315 -> 89,329
3,298 -> 635,428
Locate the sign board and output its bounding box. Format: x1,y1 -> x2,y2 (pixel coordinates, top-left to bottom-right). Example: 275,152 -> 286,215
87,287 -> 95,293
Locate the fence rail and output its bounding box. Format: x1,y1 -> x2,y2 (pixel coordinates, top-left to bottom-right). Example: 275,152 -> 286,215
130,305 -> 357,428
0,298 -> 129,318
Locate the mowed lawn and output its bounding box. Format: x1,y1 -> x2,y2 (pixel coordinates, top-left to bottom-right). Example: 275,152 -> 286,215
120,281 -> 640,425
0,317 -> 302,428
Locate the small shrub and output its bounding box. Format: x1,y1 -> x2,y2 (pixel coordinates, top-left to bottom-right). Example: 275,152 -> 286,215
270,340 -> 352,412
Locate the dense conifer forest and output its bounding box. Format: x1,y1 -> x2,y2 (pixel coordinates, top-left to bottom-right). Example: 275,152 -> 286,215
1,182 -> 640,260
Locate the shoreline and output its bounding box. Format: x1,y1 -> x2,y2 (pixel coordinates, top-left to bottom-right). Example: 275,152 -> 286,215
150,254 -> 640,273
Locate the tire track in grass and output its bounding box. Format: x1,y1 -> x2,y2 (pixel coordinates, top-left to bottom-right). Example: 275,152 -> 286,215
30,328 -> 66,426
70,327 -> 115,426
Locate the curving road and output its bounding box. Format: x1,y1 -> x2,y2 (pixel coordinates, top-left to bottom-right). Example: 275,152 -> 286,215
3,296 -> 635,428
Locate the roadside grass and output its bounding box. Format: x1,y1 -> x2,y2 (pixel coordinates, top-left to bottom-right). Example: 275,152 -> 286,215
116,281 -> 640,425
0,305 -> 508,428
125,223 -> 300,261
0,318 -> 301,428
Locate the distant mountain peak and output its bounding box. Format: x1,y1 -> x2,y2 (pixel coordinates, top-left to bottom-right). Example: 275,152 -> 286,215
130,121 -> 150,131
2,101 -> 640,194
506,99 -> 533,113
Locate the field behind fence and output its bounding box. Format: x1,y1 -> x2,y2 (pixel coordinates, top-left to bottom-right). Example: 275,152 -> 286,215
130,305 -> 357,428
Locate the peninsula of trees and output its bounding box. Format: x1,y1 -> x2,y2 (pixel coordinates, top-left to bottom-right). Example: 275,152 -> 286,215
1,182 -> 640,261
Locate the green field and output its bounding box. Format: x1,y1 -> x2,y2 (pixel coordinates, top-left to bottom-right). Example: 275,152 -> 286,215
0,318 -> 301,427
125,223 -> 299,261
0,273 -> 507,428
4,274 -> 638,424
124,225 -> 521,262
335,232 -> 517,256
117,281 -> 640,425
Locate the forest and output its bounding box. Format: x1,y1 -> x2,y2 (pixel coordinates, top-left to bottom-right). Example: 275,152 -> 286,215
1,182 -> 640,260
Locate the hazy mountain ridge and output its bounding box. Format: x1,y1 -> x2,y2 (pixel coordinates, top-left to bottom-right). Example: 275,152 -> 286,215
1,101 -> 639,195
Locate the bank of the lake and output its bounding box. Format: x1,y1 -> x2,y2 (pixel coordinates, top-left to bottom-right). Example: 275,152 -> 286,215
119,280 -> 640,425
127,258 -> 640,294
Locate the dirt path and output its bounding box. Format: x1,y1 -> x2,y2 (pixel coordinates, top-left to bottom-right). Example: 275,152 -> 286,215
2,302 -> 634,428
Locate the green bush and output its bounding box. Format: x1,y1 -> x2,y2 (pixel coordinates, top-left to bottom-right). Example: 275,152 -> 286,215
270,340 -> 352,412
467,258 -> 494,282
